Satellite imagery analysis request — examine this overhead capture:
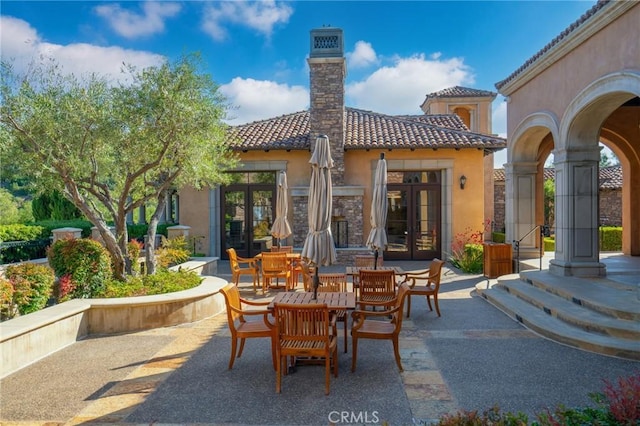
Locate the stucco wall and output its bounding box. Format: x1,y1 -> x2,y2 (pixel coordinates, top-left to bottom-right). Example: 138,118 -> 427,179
506,3 -> 640,134
178,146 -> 487,256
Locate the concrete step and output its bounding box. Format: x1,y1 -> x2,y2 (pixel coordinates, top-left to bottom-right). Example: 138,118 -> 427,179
496,278 -> 640,340
521,270 -> 640,321
476,280 -> 640,361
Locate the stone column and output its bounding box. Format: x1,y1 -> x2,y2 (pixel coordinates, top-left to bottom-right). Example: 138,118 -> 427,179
505,162 -> 539,258
138,205 -> 147,224
308,27 -> 346,186
550,147 -> 605,277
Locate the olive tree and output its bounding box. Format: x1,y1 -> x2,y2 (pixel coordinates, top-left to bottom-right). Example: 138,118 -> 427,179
1,54 -> 238,279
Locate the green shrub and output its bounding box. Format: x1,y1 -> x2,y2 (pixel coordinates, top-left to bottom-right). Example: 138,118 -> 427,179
600,227 -> 622,251
31,190 -> 82,221
544,237 -> 555,252
47,238 -> 112,299
492,232 -> 506,243
0,224 -> 47,242
127,224 -> 148,240
3,262 -> 54,316
97,269 -> 202,298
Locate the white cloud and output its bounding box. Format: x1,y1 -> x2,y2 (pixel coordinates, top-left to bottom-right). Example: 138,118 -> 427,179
220,77 -> 308,125
201,0 -> 293,41
347,41 -> 378,69
0,16 -> 165,82
346,53 -> 474,115
94,2 -> 181,39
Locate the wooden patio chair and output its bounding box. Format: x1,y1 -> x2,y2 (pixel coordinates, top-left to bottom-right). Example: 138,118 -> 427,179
219,283 -> 276,370
354,254 -> 384,268
352,254 -> 384,294
271,246 -> 302,289
351,282 -> 410,372
317,273 -> 350,353
273,302 -> 338,395
397,258 -> 445,317
261,251 -> 292,292
227,248 -> 260,292
357,269 -> 397,310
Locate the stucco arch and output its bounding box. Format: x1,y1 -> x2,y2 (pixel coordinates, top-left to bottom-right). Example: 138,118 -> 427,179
504,112 -> 559,257
509,111 -> 559,164
560,71 -> 640,151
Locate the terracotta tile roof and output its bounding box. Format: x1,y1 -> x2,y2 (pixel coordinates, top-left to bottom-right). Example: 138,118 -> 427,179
599,165 -> 623,189
493,166 -> 622,190
495,1 -> 609,91
344,108 -> 505,151
228,111 -> 310,151
394,114 -> 470,131
424,86 -> 497,99
228,107 -> 506,153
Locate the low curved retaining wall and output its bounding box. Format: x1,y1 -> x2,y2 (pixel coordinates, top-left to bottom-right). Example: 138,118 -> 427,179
0,258 -> 227,379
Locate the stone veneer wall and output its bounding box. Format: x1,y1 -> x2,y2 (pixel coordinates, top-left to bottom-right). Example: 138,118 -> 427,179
291,193 -> 364,250
494,181 -> 506,232
599,188 -> 622,226
308,57 -> 345,186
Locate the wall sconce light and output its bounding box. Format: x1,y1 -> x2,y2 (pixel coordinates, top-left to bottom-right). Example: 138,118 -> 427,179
459,175 -> 467,190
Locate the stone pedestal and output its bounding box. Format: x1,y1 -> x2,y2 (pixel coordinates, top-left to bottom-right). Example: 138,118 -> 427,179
52,227 -> 82,243
167,225 -> 191,240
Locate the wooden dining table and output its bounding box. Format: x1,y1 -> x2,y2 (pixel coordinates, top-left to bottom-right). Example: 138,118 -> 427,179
267,291 -> 356,311
345,265 -> 404,277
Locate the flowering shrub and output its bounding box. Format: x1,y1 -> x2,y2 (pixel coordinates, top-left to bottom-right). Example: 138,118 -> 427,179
127,239 -> 144,275
449,220 -> 491,273
55,274 -> 76,303
0,277 -> 15,320
47,238 -> 112,299
3,262 -> 54,317
156,236 -> 191,269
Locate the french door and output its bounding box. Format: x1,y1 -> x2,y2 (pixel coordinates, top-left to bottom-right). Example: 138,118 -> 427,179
221,184 -> 275,259
385,183 -> 441,260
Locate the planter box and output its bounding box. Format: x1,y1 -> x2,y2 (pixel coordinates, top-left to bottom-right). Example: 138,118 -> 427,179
483,243 -> 513,278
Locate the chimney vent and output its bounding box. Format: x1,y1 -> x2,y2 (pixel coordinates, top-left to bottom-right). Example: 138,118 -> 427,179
310,28 -> 343,58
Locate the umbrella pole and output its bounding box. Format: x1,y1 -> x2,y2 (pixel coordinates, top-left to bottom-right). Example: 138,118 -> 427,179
374,249 -> 378,270
313,266 -> 320,300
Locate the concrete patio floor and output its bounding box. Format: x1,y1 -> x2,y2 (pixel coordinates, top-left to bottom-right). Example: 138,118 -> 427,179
1,255 -> 638,425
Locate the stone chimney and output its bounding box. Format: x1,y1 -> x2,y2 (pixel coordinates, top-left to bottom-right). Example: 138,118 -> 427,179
308,27 -> 346,185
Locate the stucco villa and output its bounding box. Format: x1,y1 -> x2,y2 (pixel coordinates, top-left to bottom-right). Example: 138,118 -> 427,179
497,0 -> 639,276
177,27 -> 505,262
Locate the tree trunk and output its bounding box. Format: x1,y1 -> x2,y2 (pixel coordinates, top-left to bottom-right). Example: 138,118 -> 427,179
145,191 -> 168,275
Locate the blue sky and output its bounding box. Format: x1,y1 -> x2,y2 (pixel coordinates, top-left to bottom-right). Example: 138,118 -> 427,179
1,1 -> 598,167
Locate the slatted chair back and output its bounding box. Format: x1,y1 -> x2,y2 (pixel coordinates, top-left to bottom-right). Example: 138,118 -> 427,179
227,248 -> 260,291
261,251 -> 291,291
273,303 -> 338,394
358,269 -> 396,307
317,273 -> 348,293
354,254 -> 383,268
271,245 -> 294,253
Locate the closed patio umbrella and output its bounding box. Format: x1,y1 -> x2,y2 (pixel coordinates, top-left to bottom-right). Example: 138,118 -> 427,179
301,135 -> 337,299
271,171 -> 292,248
366,153 -> 388,269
